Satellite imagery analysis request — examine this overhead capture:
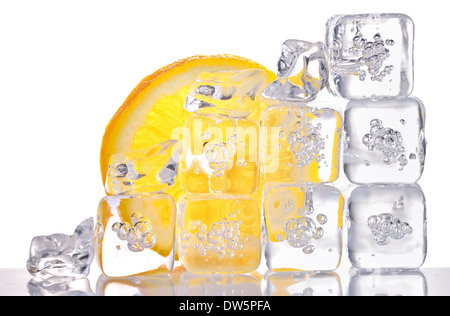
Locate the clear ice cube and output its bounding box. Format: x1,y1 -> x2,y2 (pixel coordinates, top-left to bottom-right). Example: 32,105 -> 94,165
260,102 -> 342,184
177,195 -> 261,274
263,272 -> 343,296
180,113 -> 259,194
105,140 -> 181,195
263,184 -> 343,271
95,193 -> 176,277
26,218 -> 94,279
347,184 -> 427,270
344,97 -> 426,184
184,69 -> 266,117
326,13 -> 414,99
263,40 -> 329,102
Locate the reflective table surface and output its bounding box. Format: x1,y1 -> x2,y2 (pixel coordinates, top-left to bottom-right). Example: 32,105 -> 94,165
2,263 -> 450,296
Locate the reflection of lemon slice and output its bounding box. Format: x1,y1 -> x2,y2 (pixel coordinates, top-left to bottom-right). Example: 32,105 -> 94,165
100,55 -> 276,202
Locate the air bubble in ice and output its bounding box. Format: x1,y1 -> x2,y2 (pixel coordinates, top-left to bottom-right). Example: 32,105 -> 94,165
111,214 -> 156,252
362,119 -> 409,169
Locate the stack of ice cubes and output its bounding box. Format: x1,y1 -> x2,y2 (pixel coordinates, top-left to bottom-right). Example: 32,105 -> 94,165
261,39 -> 345,272
28,13 -> 427,281
92,13 -> 426,277
178,70 -> 266,274
95,140 -> 180,277
326,13 -> 427,270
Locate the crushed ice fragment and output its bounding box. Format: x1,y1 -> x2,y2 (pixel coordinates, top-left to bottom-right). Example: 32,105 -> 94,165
105,140 -> 181,195
26,218 -> 95,279
184,69 -> 266,117
263,40 -> 329,102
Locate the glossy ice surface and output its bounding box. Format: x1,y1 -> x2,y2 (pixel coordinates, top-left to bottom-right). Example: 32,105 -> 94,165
95,193 -> 176,277
263,40 -> 328,102
344,97 -> 426,184
184,69 -> 266,118
347,184 -> 427,270
326,13 -> 414,99
26,218 -> 94,279
263,184 -> 344,271
260,103 -> 342,184
105,140 -> 181,195
177,195 -> 261,274
180,113 -> 259,194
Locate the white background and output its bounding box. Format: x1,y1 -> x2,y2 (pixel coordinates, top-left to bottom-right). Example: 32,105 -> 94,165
0,0 -> 447,269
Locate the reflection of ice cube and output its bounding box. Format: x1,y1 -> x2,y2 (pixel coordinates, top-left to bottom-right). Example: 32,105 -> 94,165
26,218 -> 94,279
96,274 -> 175,296
27,277 -> 95,296
263,40 -> 328,102
263,271 -> 343,296
347,184 -> 427,270
184,69 -> 266,117
344,98 -> 426,184
326,14 -> 414,99
177,272 -> 262,296
105,140 -> 181,195
349,270 -> 428,296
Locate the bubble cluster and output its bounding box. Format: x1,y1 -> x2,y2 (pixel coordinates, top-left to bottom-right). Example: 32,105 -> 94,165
362,119 -> 410,170
368,213 -> 413,246
111,212 -> 156,252
182,218 -> 243,259
203,128 -> 243,177
350,30 -> 395,82
367,196 -> 412,246
277,192 -> 328,255
281,109 -> 326,168
330,19 -> 396,84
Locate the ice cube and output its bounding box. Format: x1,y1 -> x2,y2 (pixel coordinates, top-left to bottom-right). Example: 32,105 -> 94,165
26,218 -> 94,279
263,40 -> 329,102
105,140 -> 181,195
263,272 -> 343,296
260,102 -> 342,184
95,193 -> 176,277
184,69 -> 266,117
180,113 -> 259,194
344,97 -> 426,184
326,13 -> 414,99
263,184 -> 343,271
177,195 -> 261,274
347,184 -> 427,270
